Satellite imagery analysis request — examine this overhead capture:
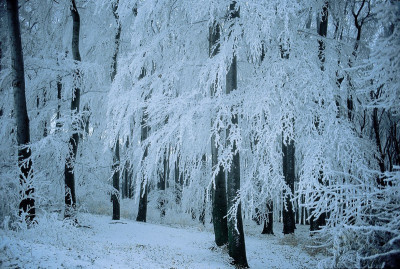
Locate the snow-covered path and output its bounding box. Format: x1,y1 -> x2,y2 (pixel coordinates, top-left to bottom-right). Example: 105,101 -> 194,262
1,213 -> 324,268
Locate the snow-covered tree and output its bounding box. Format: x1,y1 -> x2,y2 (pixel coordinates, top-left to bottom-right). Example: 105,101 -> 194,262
6,0 -> 35,225
1,0 -> 398,267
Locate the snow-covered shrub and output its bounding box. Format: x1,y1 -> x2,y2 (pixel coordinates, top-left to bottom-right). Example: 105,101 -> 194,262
316,168 -> 400,268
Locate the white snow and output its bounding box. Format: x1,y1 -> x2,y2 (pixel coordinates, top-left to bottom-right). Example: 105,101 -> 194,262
0,213 -> 325,268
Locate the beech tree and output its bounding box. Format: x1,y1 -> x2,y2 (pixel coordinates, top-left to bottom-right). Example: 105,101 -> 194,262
136,107 -> 149,223
7,0 -> 35,224
209,21 -> 228,246
111,0 -> 121,221
280,22 -> 295,236
1,1 -> 397,267
261,201 -> 274,235
111,136 -> 120,220
282,133 -> 295,234
309,2 -> 328,233
64,0 -> 81,220
225,2 -> 248,267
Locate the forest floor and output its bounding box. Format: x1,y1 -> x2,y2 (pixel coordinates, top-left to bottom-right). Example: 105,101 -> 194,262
0,213 -> 327,268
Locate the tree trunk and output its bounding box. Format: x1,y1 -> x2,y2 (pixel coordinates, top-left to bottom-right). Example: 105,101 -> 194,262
110,0 -> 121,220
225,3 -> 248,267
280,28 -> 296,235
56,75 -> 62,129
82,104 -> 90,137
209,21 -> 228,247
37,90 -> 48,138
158,148 -> 168,217
0,40 -> 2,73
7,0 -> 35,224
348,1 -> 370,121
310,3 -> 328,232
136,179 -> 148,222
0,40 -> 2,117
64,0 -> 81,220
111,0 -> 121,82
122,138 -> 130,199
137,109 -> 149,222
253,207 -> 261,225
262,201 -> 274,235
174,157 -> 183,204
112,136 -> 120,220
199,188 -> 207,225
259,36 -> 274,235
282,136 -> 296,234
372,107 -> 385,174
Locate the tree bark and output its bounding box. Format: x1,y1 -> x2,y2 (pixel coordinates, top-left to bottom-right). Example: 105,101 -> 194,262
64,0 -> 81,220
174,157 -> 183,204
137,108 -> 149,222
310,3 -> 328,232
122,138 -> 130,199
280,33 -> 296,235
110,0 -> 121,220
7,0 -> 35,224
56,75 -> 62,129
209,21 -> 228,247
82,104 -> 90,136
112,136 -> 120,220
282,136 -> 296,234
261,201 -> 274,235
348,1 -> 370,121
111,0 -> 121,82
225,3 -> 248,267
158,147 -> 168,218
136,180 -> 148,222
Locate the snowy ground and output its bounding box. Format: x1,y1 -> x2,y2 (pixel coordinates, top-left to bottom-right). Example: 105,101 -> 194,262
1,213 -> 326,268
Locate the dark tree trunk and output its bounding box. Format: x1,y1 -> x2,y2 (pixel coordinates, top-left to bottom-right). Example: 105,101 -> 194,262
110,0 -> 121,220
7,0 -> 35,224
348,1 -> 370,121
137,109 -> 149,222
211,144 -> 229,243
0,40 -> 2,73
253,207 -> 261,225
37,90 -> 48,138
82,104 -> 90,137
372,107 -> 385,174
282,136 -> 296,234
0,40 -> 2,117
174,157 -> 183,204
136,180 -> 148,222
258,36 -> 274,235
122,139 -> 130,199
199,189 -> 207,226
64,0 -> 81,220
280,24 -> 296,235
302,195 -> 309,225
112,136 -> 120,220
318,3 -> 328,66
198,155 -> 207,225
310,3 -> 328,232
225,3 -> 248,267
209,21 -> 228,246
111,0 -> 121,82
310,209 -> 319,232
128,170 -> 134,198
56,76 -> 62,129
158,148 -> 168,217
262,201 -> 274,235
